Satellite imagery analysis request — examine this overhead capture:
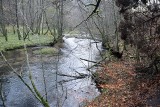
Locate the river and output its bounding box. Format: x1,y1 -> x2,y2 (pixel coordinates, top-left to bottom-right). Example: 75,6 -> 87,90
0,36 -> 102,107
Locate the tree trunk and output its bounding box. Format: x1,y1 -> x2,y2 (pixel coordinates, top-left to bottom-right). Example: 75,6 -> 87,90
112,0 -> 119,52
0,0 -> 7,41
56,0 -> 64,42
15,0 -> 21,40
29,0 -> 34,34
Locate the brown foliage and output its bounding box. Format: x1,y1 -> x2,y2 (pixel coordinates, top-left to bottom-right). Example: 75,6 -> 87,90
87,60 -> 160,107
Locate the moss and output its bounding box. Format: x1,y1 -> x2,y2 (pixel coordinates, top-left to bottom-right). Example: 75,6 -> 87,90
33,47 -> 59,55
0,33 -> 54,51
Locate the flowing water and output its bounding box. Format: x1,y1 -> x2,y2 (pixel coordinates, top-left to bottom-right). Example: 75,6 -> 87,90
0,36 -> 101,107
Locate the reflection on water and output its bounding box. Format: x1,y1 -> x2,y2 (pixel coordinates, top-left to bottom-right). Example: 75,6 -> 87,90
0,36 -> 101,107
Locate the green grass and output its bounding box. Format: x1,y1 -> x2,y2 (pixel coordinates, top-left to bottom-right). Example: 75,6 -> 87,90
0,33 -> 54,51
33,47 -> 59,55
64,29 -> 81,34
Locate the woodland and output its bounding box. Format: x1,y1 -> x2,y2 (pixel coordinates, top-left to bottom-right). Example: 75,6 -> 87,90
0,0 -> 160,107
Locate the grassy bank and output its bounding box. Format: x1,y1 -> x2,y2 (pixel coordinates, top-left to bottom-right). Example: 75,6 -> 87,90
0,33 -> 54,51
33,47 -> 59,55
88,59 -> 160,107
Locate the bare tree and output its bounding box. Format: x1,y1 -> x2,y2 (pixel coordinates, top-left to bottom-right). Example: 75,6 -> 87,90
15,0 -> 21,40
0,0 -> 7,41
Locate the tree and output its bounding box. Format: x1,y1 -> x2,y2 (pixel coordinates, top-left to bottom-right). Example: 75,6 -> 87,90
15,0 -> 21,40
116,0 -> 160,71
0,0 -> 7,41
56,0 -> 64,42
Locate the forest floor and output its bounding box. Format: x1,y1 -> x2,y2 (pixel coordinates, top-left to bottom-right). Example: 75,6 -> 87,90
87,58 -> 160,107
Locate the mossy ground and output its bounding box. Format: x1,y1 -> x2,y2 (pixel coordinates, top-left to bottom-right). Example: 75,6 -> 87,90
33,47 -> 59,55
0,33 -> 54,51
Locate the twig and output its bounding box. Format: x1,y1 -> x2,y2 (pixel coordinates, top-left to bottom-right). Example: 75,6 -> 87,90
57,73 -> 88,79
80,58 -> 97,63
23,40 -> 49,107
144,14 -> 160,23
68,0 -> 102,33
87,57 -> 107,70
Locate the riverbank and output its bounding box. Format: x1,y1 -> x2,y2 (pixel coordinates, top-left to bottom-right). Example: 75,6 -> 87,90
0,33 -> 54,51
88,59 -> 160,106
